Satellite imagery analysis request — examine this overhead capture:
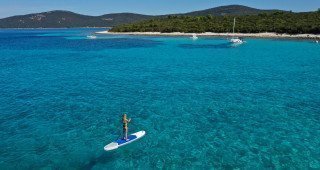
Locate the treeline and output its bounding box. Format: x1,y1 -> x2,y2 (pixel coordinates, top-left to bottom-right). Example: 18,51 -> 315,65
110,11 -> 320,34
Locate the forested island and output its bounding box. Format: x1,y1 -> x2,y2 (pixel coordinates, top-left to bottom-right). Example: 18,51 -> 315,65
110,11 -> 320,34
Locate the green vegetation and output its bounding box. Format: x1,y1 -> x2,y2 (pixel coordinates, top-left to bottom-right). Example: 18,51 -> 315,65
111,12 -> 320,34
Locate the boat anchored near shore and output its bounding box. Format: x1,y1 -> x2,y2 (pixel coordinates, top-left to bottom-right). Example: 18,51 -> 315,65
191,33 -> 198,40
230,18 -> 244,44
87,35 -> 97,39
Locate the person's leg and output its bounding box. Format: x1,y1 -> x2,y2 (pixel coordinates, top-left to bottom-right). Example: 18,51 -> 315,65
125,128 -> 128,140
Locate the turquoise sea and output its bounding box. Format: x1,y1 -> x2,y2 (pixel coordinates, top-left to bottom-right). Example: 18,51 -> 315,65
0,28 -> 320,169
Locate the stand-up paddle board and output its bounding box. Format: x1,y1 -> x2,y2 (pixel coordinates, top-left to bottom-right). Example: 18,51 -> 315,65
104,131 -> 146,151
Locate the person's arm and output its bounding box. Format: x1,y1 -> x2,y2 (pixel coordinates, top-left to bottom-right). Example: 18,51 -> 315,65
127,118 -> 131,122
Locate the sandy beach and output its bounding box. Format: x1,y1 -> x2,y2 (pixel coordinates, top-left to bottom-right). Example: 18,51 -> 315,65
96,30 -> 320,40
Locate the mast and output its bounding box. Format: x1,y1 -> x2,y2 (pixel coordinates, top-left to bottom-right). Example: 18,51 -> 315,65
233,17 -> 236,34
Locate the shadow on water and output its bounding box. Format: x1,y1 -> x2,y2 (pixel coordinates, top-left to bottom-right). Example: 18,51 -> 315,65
178,42 -> 238,49
0,35 -> 164,51
81,152 -> 117,170
75,38 -> 164,50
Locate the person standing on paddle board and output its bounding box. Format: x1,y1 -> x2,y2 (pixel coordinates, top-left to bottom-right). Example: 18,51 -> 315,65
122,114 -> 131,140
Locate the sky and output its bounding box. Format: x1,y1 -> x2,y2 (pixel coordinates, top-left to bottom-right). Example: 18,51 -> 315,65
0,0 -> 319,18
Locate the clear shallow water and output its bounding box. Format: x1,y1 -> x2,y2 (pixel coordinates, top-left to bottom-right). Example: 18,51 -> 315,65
0,28 -> 320,169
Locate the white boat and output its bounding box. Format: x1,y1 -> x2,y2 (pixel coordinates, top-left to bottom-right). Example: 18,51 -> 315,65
87,35 -> 97,39
191,33 -> 198,40
230,18 -> 244,44
230,37 -> 244,43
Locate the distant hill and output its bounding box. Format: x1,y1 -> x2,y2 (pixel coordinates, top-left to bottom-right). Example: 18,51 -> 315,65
183,5 -> 283,16
0,5 -> 287,28
0,10 -> 153,28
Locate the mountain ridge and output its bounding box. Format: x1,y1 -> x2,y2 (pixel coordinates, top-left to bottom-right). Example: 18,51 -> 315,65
183,5 -> 283,16
0,5 -> 291,28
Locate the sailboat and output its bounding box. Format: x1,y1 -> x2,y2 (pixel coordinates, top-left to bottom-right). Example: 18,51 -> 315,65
230,18 -> 244,44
